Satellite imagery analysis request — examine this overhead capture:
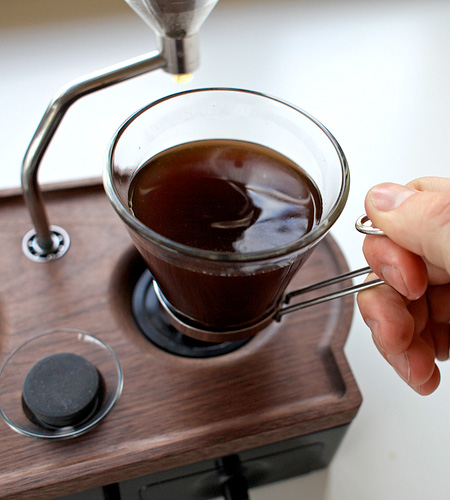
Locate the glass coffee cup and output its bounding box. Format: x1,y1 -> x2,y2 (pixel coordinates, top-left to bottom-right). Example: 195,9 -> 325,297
103,88 -> 349,341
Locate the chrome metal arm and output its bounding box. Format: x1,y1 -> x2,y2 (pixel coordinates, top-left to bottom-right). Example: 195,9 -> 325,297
21,50 -> 166,261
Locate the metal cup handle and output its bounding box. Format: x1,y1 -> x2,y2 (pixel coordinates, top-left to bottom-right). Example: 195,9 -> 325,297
275,214 -> 386,319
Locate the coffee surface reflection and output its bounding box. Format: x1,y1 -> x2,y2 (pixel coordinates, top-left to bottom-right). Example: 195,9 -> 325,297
128,139 -> 322,253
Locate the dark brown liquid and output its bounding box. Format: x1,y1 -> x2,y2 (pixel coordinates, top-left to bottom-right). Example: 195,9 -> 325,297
128,140 -> 322,331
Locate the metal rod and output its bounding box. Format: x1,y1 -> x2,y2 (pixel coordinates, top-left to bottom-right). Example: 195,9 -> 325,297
284,266 -> 373,303
216,455 -> 250,500
102,483 -> 122,500
276,267 -> 383,319
21,50 -> 167,254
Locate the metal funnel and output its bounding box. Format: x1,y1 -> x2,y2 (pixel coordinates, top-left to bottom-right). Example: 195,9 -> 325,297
125,0 -> 218,74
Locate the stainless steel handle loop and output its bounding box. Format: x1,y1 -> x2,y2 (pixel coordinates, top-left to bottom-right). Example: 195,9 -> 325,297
355,214 -> 386,236
276,266 -> 383,319
276,212 -> 390,319
21,51 -> 167,261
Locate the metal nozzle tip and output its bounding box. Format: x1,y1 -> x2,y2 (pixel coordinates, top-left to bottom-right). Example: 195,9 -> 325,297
172,73 -> 194,84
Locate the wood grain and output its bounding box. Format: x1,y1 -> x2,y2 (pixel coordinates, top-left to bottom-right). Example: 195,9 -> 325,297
0,180 -> 361,500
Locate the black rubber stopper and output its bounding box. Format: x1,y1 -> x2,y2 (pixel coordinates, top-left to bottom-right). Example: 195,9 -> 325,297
22,352 -> 102,428
132,270 -> 251,358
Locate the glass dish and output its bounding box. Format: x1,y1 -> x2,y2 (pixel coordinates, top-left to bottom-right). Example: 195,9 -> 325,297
0,329 -> 123,440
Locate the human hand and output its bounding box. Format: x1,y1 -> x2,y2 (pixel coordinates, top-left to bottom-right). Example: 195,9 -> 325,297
357,177 -> 450,395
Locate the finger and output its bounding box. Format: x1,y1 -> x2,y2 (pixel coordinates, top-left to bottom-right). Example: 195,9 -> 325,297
387,334 -> 435,387
357,280 -> 414,355
408,298 -> 450,362
430,322 -> 450,361
358,282 -> 439,393
363,234 -> 428,300
427,284 -> 450,323
411,364 -> 441,396
406,176 -> 450,193
407,295 -> 429,337
365,182 -> 450,276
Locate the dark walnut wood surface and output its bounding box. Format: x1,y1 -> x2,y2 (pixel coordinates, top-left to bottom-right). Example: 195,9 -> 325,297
0,180 -> 361,500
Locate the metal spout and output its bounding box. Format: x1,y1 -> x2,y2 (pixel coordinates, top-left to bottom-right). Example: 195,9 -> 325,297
21,0 -> 218,261
124,0 -> 218,74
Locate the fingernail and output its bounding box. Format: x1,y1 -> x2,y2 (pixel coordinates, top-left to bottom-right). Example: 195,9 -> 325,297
369,184 -> 415,212
380,265 -> 410,297
387,352 -> 411,383
411,384 -> 423,395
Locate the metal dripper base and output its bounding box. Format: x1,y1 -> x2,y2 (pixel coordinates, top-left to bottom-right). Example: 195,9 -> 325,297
132,270 -> 252,358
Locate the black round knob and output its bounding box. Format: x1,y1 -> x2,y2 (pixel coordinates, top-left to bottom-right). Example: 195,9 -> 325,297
22,352 -> 102,428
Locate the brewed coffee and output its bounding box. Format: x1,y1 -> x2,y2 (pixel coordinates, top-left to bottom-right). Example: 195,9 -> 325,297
127,139 -> 322,331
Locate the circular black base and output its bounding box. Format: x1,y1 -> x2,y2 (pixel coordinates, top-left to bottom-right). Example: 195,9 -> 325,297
132,270 -> 251,358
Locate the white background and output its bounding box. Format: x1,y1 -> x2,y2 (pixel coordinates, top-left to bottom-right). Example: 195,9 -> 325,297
1,0 -> 450,498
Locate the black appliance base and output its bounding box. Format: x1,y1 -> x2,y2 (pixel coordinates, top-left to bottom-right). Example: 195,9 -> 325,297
117,424 -> 350,499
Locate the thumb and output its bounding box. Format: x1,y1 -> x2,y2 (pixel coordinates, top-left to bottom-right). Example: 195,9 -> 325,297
365,183 -> 450,275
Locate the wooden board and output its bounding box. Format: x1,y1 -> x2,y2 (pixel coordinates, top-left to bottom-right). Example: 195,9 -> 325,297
0,180 -> 361,500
